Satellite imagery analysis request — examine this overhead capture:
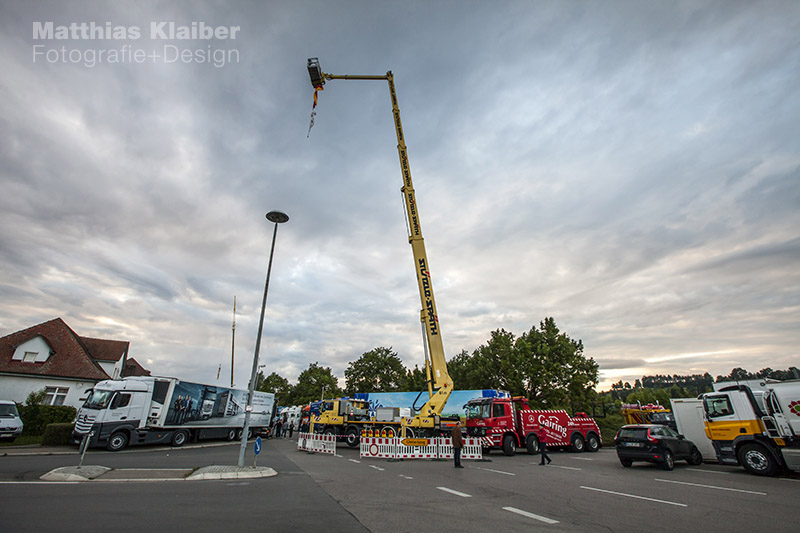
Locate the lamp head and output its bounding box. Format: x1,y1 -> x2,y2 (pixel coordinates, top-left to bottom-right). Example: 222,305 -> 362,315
266,211 -> 289,224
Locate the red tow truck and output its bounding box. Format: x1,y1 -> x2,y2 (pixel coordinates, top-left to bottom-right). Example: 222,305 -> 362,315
465,396 -> 602,456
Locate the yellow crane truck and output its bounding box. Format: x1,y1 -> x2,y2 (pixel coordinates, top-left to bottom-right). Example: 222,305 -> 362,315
307,58 -> 457,439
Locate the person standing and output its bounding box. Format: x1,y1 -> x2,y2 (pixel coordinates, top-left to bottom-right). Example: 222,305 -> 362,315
275,418 -> 283,440
288,419 -> 295,439
539,427 -> 551,465
451,420 -> 465,468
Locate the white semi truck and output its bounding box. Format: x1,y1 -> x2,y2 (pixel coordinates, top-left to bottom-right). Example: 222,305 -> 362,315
72,376 -> 274,451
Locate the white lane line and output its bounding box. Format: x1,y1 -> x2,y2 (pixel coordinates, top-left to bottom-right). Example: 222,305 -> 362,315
570,457 -> 594,461
369,465 -> 385,471
580,486 -> 687,507
503,506 -> 559,525
437,486 -> 472,498
399,474 -> 413,480
546,465 -> 582,471
478,467 -> 515,476
334,453 -> 343,457
349,459 -> 361,464
655,478 -> 766,495
687,468 -> 729,474
780,478 -> 800,483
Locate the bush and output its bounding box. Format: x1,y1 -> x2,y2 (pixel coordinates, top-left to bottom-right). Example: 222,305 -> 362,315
18,405 -> 77,436
42,423 -> 74,445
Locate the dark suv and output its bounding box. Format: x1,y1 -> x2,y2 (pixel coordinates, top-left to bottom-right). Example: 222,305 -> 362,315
614,424 -> 702,470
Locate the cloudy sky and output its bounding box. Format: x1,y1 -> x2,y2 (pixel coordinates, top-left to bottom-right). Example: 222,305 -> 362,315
1,0 -> 798,391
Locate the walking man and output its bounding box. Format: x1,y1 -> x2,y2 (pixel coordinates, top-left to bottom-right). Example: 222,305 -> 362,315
539,427 -> 551,465
451,420 -> 464,468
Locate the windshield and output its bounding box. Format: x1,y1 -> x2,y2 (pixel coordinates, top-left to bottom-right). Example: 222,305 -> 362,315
465,403 -> 491,419
83,389 -> 115,410
0,404 -> 20,417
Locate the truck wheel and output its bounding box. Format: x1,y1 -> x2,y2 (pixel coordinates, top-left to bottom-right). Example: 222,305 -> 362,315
502,435 -> 516,456
525,435 -> 539,455
661,450 -> 674,470
687,446 -> 703,465
345,427 -> 360,448
323,427 -> 336,437
737,443 -> 778,476
171,430 -> 189,447
571,434 -> 585,453
226,429 -> 236,441
106,431 -> 129,452
586,433 -> 600,452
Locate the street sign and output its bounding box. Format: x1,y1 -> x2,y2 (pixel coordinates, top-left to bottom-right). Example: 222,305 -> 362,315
254,436 -> 262,456
401,438 -> 429,447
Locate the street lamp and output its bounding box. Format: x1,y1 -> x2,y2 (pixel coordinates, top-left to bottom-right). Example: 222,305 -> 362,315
238,210 -> 289,467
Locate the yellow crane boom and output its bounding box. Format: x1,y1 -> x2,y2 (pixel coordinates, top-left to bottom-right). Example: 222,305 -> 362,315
307,58 -> 453,436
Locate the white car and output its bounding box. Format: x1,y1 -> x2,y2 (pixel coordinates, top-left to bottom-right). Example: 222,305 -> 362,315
0,400 -> 24,442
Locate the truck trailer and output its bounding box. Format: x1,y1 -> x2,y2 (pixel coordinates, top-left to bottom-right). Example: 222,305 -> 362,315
72,376 -> 274,451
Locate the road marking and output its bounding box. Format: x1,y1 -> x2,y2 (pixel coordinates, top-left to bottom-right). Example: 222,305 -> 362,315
580,486 -> 687,507
369,465 -> 385,471
570,457 -> 594,461
437,486 -> 471,498
478,467 -> 515,476
544,464 -> 582,471
655,478 -> 766,495
399,474 -> 413,480
349,459 -> 361,464
503,506 -> 559,524
334,453 -> 343,457
687,468 -> 729,474
780,478 -> 800,483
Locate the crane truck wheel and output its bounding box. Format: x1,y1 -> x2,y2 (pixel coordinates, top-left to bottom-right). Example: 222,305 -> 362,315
502,435 -> 516,456
106,431 -> 129,452
525,435 -> 539,455
586,433 -> 600,452
345,427 -> 360,448
171,429 -> 189,447
571,434 -> 585,453
737,442 -> 778,476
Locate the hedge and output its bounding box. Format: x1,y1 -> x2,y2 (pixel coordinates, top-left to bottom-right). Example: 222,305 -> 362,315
18,404 -> 77,436
42,423 -> 75,445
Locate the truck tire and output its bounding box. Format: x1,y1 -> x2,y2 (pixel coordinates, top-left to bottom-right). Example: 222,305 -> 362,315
737,442 -> 778,476
171,429 -> 189,447
323,427 -> 336,437
345,427 -> 360,448
586,433 -> 600,452
106,431 -> 129,452
525,435 -> 539,455
226,429 -> 236,441
661,450 -> 674,470
502,434 -> 516,456
571,434 -> 585,453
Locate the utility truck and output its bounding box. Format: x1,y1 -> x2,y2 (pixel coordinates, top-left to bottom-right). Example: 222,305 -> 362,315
72,376 -> 274,451
465,396 -> 602,456
310,397 -> 404,447
702,379 -> 800,476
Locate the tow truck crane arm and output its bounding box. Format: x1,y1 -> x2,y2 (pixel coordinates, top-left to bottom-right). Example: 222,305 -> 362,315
307,58 -> 453,436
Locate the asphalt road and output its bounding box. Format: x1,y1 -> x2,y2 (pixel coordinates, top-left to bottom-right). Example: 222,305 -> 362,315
1,438 -> 799,531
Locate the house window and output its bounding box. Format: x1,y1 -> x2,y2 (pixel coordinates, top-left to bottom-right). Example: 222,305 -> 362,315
44,387 -> 69,406
23,351 -> 38,362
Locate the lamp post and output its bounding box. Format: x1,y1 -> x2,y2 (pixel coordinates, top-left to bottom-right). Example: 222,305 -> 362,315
238,210 -> 289,468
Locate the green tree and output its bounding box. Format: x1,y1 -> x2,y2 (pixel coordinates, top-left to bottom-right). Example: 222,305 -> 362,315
344,347 -> 408,395
404,364 -> 429,393
257,371 -> 292,406
289,362 -> 342,405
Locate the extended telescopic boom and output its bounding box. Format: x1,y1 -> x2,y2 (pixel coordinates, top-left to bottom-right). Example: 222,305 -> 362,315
307,58 -> 453,436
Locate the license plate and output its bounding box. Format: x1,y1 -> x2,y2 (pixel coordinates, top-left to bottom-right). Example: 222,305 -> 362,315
624,442 -> 642,447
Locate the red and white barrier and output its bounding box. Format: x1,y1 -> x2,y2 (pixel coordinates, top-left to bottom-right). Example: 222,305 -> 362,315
297,432 -> 336,455
359,436 -> 483,460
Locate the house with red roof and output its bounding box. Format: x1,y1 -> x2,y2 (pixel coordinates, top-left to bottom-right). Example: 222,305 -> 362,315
0,318 -> 150,408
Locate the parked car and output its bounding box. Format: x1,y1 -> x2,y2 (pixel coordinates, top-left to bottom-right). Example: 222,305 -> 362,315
614,424 -> 702,470
0,400 -> 24,442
